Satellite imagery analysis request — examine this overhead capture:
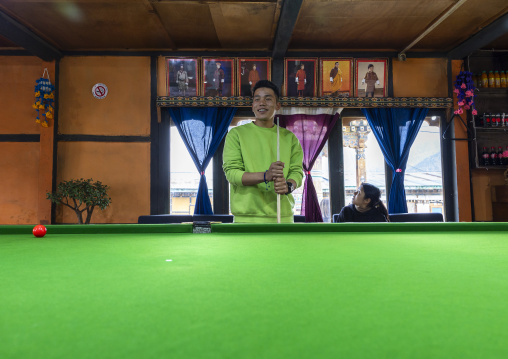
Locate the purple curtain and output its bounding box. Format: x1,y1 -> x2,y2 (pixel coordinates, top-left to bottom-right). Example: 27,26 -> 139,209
278,113 -> 340,222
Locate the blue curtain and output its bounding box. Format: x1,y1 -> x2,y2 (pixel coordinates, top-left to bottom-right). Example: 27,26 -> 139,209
361,108 -> 428,214
168,107 -> 237,214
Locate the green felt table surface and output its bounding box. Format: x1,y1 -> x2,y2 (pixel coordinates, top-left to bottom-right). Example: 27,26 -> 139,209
1,223 -> 508,359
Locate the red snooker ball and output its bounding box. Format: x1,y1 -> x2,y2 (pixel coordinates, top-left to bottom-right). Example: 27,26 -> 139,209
33,225 -> 47,238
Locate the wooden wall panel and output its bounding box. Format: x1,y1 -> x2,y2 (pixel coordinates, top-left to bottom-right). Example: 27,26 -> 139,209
55,142 -> 150,224
58,57 -> 150,136
0,56 -> 50,134
392,58 -> 448,97
0,143 -> 40,224
471,170 -> 507,221
0,56 -> 54,225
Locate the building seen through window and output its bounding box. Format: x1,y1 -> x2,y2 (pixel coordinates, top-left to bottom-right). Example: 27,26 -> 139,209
342,117 -> 443,214
169,123 -> 213,214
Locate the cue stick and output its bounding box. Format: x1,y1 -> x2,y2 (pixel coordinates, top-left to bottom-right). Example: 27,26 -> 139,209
277,116 -> 281,223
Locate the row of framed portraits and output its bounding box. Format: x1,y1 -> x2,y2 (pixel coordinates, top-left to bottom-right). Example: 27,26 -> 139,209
166,57 -> 388,98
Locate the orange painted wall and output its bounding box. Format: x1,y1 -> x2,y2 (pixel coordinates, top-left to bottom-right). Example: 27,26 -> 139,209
58,57 -> 150,136
0,143 -> 40,224
392,58 -> 448,97
55,142 -> 150,224
0,56 -> 54,225
471,170 -> 506,221
55,57 -> 151,223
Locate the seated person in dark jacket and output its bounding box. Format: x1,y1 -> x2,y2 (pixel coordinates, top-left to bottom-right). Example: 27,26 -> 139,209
335,182 -> 389,222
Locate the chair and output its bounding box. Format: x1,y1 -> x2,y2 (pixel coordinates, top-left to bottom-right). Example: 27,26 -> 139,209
388,213 -> 444,222
332,212 -> 444,223
193,215 -> 234,223
139,214 -> 306,223
138,215 -> 194,224
138,214 -> 235,224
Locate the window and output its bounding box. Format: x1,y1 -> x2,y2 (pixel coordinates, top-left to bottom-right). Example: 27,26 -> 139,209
288,141 -> 330,221
342,118 -> 387,204
341,116 -> 443,214
169,124 -> 213,214
405,118 -> 443,213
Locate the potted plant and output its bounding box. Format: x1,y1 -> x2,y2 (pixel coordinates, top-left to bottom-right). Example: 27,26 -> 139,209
47,178 -> 111,224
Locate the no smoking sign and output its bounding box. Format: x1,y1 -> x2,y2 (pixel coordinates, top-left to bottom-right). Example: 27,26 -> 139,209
92,83 -> 108,99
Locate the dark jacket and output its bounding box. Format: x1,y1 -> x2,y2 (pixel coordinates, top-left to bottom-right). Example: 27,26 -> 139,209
335,203 -> 388,223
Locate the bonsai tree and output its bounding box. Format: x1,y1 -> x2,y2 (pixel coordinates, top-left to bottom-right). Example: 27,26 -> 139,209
47,178 -> 111,224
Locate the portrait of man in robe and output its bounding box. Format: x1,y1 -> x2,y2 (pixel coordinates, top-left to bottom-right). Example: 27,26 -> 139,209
319,58 -> 353,98
166,58 -> 198,97
237,58 -> 271,97
355,59 -> 388,98
202,58 -> 235,97
284,58 -> 317,97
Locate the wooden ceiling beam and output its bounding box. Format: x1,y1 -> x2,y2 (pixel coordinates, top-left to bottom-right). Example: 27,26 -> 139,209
142,0 -> 176,50
0,10 -> 62,61
271,0 -> 303,59
448,11 -> 508,59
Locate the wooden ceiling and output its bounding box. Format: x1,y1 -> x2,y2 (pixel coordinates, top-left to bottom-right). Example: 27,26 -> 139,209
0,0 -> 507,60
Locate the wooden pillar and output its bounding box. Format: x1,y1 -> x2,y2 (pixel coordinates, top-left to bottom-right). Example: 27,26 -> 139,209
38,61 -> 55,224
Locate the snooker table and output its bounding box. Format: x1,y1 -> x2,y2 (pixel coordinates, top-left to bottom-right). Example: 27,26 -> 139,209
2,222 -> 508,359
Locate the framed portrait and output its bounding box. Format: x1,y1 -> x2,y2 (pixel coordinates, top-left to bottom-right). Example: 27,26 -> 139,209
237,58 -> 271,97
319,58 -> 353,97
166,58 -> 199,97
202,58 -> 235,97
284,58 -> 318,97
355,59 -> 388,98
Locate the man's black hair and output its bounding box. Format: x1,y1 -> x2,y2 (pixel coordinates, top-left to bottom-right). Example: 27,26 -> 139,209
368,64 -> 374,69
252,80 -> 280,100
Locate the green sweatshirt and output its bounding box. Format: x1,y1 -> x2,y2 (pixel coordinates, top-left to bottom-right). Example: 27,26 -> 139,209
223,122 -> 304,223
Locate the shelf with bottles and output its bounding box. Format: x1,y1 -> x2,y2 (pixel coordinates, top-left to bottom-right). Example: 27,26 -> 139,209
475,144 -> 508,169
472,70 -> 508,90
473,113 -> 508,129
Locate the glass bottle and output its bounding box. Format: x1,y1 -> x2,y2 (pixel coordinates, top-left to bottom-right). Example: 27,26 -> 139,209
488,71 -> 495,88
495,71 -> 501,88
490,146 -> 498,166
500,71 -> 507,88
481,147 -> 489,166
472,73 -> 478,88
481,71 -> 489,88
484,113 -> 491,127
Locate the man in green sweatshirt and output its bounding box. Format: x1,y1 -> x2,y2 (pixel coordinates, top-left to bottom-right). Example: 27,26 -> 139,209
223,80 -> 304,223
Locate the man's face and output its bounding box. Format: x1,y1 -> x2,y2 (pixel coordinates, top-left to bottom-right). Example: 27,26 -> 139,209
252,65 -> 256,70
300,65 -> 304,70
368,66 -> 374,73
252,87 -> 281,122
216,63 -> 221,69
335,63 -> 339,68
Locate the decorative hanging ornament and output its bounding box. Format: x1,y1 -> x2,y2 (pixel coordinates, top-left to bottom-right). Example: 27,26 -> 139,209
32,68 -> 55,128
453,70 -> 477,116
